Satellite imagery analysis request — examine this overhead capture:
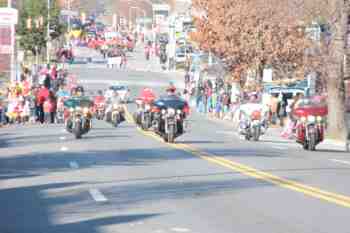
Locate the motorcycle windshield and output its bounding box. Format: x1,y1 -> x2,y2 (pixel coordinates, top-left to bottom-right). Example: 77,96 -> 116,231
294,97 -> 328,117
154,95 -> 187,110
64,97 -> 93,108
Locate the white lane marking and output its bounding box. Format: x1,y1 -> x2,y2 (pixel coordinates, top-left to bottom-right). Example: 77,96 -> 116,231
271,146 -> 286,150
69,161 -> 79,169
59,136 -> 66,140
217,130 -> 235,135
61,146 -> 68,152
171,228 -> 191,232
330,159 -> 350,166
89,188 -> 108,202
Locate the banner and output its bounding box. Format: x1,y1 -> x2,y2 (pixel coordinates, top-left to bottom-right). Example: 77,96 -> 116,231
0,25 -> 11,54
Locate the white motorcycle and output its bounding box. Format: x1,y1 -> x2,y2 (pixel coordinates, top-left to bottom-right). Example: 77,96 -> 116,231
238,104 -> 268,141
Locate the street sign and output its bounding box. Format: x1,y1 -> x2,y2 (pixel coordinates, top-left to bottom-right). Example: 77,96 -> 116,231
61,10 -> 78,17
137,17 -> 152,24
0,7 -> 18,25
152,4 -> 170,11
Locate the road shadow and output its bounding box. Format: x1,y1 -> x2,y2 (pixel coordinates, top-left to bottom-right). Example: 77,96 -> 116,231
101,176 -> 277,211
314,149 -> 349,154
0,146 -> 197,181
0,182 -> 162,233
179,140 -> 226,144
260,139 -> 295,145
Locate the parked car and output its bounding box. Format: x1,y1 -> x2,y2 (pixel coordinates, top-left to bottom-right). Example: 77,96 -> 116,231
175,47 -> 187,63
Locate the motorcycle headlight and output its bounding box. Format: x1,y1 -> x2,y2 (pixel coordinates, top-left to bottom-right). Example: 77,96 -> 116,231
161,109 -> 166,114
168,108 -> 176,115
113,104 -> 119,109
301,117 -> 307,123
177,109 -> 182,114
76,106 -> 82,112
69,107 -> 74,112
83,107 -> 89,114
317,116 -> 323,123
308,115 -> 316,123
145,104 -> 151,111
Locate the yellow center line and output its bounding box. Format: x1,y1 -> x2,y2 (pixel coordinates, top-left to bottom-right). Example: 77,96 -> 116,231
123,106 -> 350,208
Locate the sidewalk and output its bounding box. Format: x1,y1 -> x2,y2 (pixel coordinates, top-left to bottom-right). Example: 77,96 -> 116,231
188,104 -> 348,152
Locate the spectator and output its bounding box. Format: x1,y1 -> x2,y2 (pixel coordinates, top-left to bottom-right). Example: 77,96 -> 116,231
36,85 -> 49,123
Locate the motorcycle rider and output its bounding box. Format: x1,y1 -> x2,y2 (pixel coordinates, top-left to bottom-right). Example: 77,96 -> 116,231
93,90 -> 106,118
238,93 -> 269,136
104,87 -> 115,102
134,88 -> 156,125
94,90 -> 105,106
166,82 -> 177,96
105,91 -> 123,122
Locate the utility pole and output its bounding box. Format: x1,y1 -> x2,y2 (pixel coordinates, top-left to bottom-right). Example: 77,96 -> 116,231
46,0 -> 51,63
7,0 -> 16,82
67,0 -> 71,33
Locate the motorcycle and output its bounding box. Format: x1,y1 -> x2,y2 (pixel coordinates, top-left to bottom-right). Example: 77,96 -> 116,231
134,88 -> 157,130
64,98 -> 93,139
293,97 -> 328,151
239,110 -> 267,141
152,96 -> 190,143
110,103 -> 125,127
95,102 -> 106,120
134,98 -> 153,130
56,97 -> 66,124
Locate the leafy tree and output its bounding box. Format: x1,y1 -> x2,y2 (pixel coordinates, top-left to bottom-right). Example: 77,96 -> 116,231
17,0 -> 65,56
0,0 -> 7,7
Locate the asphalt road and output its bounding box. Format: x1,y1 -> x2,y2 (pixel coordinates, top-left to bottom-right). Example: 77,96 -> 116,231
1,47 -> 350,233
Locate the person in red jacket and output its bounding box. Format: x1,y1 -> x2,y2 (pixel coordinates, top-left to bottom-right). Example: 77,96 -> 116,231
36,85 -> 49,123
139,88 -> 156,104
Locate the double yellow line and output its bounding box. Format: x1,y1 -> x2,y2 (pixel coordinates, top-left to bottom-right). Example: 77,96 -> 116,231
123,106 -> 350,208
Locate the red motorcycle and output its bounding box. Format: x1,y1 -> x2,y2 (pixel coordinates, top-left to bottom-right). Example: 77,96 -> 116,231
293,97 -> 328,151
93,96 -> 106,120
134,88 -> 157,130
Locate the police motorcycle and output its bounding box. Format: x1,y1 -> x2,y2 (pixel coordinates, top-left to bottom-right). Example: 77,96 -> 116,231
151,93 -> 190,143
134,88 -> 157,131
238,101 -> 269,141
64,97 -> 93,139
105,94 -> 125,127
93,91 -> 106,120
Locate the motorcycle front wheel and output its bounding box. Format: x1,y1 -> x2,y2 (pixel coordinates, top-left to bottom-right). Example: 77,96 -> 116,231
74,122 -> 82,139
253,126 -> 261,141
308,133 -> 317,151
166,124 -> 175,143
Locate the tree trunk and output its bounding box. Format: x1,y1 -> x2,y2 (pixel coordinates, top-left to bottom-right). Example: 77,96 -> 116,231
326,0 -> 348,140
327,76 -> 347,140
